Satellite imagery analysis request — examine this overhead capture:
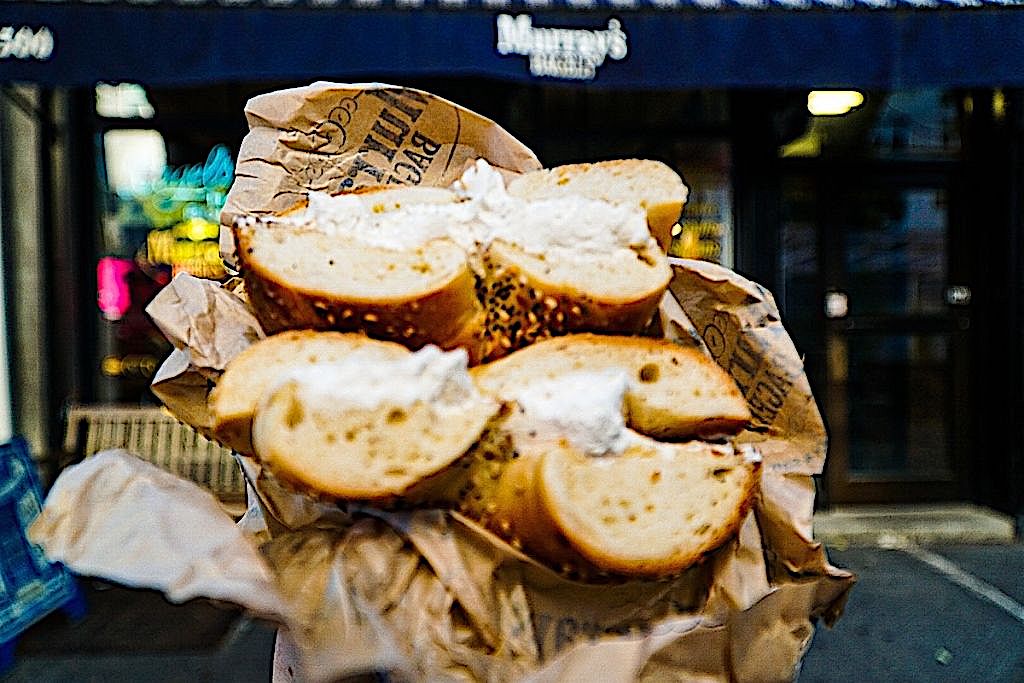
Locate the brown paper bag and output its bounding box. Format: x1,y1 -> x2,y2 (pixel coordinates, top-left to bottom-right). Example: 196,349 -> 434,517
219,81 -> 542,268
30,82 -> 853,683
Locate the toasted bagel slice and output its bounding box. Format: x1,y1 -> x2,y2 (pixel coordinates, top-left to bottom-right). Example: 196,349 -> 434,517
250,344 -> 499,500
209,331 -> 411,454
506,159 -> 688,253
471,334 -> 751,440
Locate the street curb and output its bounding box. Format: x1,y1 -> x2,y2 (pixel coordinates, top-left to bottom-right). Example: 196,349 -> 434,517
813,503 -> 1017,549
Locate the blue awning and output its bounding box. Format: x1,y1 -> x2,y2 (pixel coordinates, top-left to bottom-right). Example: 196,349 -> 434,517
2,0 -> 1024,88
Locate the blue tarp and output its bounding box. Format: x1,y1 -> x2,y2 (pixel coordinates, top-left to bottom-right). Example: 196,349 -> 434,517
2,1 -> 1024,87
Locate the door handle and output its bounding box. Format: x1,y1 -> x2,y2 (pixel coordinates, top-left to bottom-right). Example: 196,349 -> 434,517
945,285 -> 972,306
825,290 -> 849,319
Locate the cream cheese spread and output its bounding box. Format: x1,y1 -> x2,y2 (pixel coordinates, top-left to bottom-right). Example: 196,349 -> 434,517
274,345 -> 486,411
506,369 -> 639,457
292,159 -> 653,258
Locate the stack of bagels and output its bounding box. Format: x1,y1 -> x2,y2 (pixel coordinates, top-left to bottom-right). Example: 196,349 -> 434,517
215,158 -> 761,580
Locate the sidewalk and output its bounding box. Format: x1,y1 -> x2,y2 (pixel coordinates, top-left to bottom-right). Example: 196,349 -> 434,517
800,542 -> 1024,682
3,509 -> 1022,682
1,582 -> 277,682
803,503 -> 1024,682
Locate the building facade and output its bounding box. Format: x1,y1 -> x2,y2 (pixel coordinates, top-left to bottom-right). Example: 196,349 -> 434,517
2,1 -> 1023,522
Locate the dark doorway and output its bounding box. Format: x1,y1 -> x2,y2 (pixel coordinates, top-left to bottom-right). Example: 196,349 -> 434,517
779,161 -> 971,504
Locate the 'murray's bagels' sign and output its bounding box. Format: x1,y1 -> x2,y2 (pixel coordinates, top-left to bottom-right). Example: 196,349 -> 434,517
495,14 -> 628,81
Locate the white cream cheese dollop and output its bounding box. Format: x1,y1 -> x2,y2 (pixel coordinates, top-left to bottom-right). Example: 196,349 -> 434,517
304,191 -> 476,250
274,345 -> 485,412
456,159 -> 651,254
507,369 -> 638,457
292,159 -> 654,259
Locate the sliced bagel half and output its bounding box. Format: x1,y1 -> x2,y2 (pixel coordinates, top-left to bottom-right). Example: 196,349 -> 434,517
449,433 -> 760,579
477,240 -> 670,361
250,344 -> 499,500
234,220 -> 485,357
209,330 -> 410,455
506,159 -> 688,253
471,334 -> 750,440
535,438 -> 761,578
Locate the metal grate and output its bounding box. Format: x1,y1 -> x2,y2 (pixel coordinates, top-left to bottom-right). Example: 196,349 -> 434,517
63,406 -> 245,502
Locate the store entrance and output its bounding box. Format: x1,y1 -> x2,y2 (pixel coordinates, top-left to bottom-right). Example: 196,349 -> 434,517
779,164 -> 971,504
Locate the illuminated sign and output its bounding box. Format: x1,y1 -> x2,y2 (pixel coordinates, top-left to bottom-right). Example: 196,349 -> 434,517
97,257 -> 133,321
147,223 -> 226,280
670,183 -> 733,266
495,14 -> 627,81
0,25 -> 53,60
127,144 -> 233,280
161,143 -> 233,192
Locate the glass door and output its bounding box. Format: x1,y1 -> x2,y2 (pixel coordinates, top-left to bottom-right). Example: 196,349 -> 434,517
781,168 -> 970,504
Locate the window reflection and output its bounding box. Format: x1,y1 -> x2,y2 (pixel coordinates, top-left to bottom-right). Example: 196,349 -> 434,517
848,333 -> 951,479
843,188 -> 948,317
781,89 -> 961,159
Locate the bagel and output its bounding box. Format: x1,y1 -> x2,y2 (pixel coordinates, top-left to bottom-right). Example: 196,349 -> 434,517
470,333 -> 751,441
248,339 -> 499,499
506,158 -> 688,253
232,160 -> 673,363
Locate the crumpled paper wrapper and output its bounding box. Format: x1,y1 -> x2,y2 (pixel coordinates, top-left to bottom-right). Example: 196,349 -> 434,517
147,274 -> 264,437
29,83 -> 853,682
219,81 -> 542,269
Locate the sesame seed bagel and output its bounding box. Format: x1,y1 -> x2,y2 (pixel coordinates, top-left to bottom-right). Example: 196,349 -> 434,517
232,160 -> 673,364
210,331 -> 758,578
476,241 -> 669,360
234,223 -> 485,358
425,334 -> 756,579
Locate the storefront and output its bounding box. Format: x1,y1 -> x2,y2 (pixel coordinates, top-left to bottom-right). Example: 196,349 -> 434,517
2,0 -> 1023,521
